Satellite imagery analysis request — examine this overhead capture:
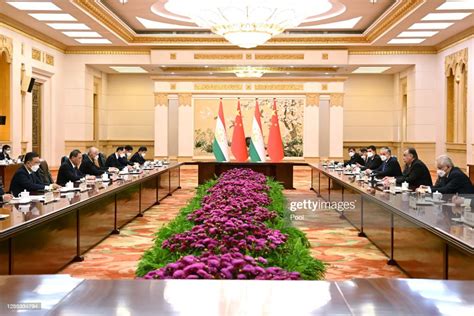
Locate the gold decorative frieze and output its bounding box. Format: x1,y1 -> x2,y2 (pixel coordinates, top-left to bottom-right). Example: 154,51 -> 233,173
45,54 -> 54,66
246,54 -> 252,60
322,53 -> 329,60
155,93 -> 169,106
306,94 -> 320,106
445,48 -> 468,77
178,93 -> 192,106
0,34 -> 13,63
245,84 -> 252,90
170,53 -> 176,60
194,53 -> 243,60
321,84 -> 328,91
349,49 -> 436,55
170,83 -> 176,90
32,48 -> 42,62
330,93 -> 344,107
194,84 -> 243,91
254,84 -> 304,91
254,53 -> 304,60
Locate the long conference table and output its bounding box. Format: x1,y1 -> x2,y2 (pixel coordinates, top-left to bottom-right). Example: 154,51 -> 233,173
310,163 -> 474,280
0,162 -> 181,275
1,275 -> 473,315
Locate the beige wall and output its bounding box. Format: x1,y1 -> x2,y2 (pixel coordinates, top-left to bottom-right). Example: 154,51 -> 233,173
105,74 -> 155,140
343,74 -> 395,141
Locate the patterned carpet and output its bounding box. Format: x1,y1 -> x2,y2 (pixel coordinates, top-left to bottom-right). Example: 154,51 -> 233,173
60,165 -> 405,280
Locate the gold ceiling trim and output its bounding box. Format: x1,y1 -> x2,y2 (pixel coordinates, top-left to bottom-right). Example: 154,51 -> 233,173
194,53 -> 243,60
0,16 -> 65,52
365,0 -> 425,42
254,84 -> 304,91
160,67 -> 338,73
436,27 -> 474,53
151,76 -> 348,82
72,0 -> 134,42
348,49 -> 437,55
64,48 -> 150,55
71,0 -> 417,46
195,84 -> 243,91
254,53 -> 304,60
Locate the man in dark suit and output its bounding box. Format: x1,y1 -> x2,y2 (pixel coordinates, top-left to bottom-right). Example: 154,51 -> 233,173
131,146 -> 147,165
344,147 -> 365,167
57,149 -> 85,186
360,145 -> 382,171
80,147 -> 106,176
106,147 -> 127,169
120,145 -> 134,166
10,152 -> 60,196
395,148 -> 433,189
420,155 -> 474,194
367,147 -> 402,178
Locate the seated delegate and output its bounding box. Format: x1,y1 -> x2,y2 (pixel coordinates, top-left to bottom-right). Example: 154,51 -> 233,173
394,148 -> 432,190
366,147 -> 402,178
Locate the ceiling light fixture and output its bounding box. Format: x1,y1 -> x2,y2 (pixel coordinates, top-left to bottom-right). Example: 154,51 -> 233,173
352,67 -> 391,74
47,23 -> 90,30
75,38 -> 112,44
164,0 -> 333,48
118,0 -> 128,4
408,22 -> 453,30
437,0 -> 474,10
62,31 -> 101,38
29,13 -> 76,21
7,2 -> 61,11
110,66 -> 147,73
422,12 -> 471,21
397,31 -> 439,37
234,66 -> 265,78
388,38 -> 426,44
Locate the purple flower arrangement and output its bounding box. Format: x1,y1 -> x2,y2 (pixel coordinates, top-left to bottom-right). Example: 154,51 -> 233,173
142,251 -> 300,280
143,168 -> 301,280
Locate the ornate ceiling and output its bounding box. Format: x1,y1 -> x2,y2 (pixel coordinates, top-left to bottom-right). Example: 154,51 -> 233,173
0,0 -> 472,51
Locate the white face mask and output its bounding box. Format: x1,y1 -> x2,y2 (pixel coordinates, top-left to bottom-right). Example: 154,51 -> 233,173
127,152 -> 132,158
380,155 -> 387,162
348,152 -> 355,157
31,164 -> 40,172
437,169 -> 446,177
367,152 -> 374,158
141,153 -> 146,158
94,155 -> 99,160
6,150 -> 10,155
120,153 -> 126,158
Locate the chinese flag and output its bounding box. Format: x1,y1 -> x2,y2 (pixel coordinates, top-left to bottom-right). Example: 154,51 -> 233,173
231,99 -> 248,162
267,98 -> 284,162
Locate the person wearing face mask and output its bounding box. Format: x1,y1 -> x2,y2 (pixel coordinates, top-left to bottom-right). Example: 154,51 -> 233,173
105,146 -> 128,169
80,147 -> 106,176
120,145 -> 134,166
9,152 -> 60,197
359,145 -> 382,171
57,149 -> 91,186
0,145 -> 12,161
366,147 -> 402,178
394,147 -> 432,190
344,147 -> 364,167
131,146 -> 148,165
419,155 -> 474,194
359,148 -> 368,164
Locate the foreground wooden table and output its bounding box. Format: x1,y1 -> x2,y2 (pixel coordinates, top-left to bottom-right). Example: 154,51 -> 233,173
0,163 -> 181,275
192,161 -> 308,189
310,163 -> 474,280
0,275 -> 472,315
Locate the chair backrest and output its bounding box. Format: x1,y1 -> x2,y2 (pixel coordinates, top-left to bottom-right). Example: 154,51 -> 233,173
60,156 -> 68,165
39,160 -> 53,185
98,152 -> 106,168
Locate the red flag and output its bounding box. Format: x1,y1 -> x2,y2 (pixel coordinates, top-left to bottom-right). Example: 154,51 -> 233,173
231,99 -> 248,162
267,98 -> 284,162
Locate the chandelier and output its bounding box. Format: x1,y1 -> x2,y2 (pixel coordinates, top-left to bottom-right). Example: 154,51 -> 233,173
164,0 -> 333,48
234,67 -> 266,78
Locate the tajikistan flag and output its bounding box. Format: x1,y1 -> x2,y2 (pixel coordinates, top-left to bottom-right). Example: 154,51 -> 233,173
213,98 -> 230,162
249,99 -> 266,162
